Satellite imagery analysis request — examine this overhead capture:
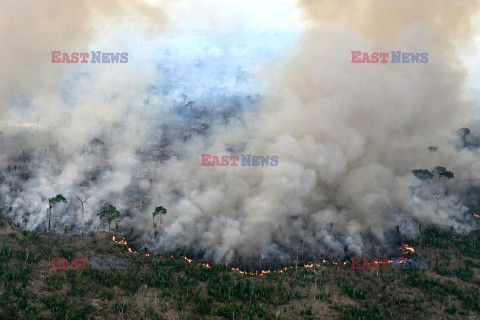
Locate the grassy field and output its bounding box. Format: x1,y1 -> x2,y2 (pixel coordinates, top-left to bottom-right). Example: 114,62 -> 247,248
0,218 -> 480,319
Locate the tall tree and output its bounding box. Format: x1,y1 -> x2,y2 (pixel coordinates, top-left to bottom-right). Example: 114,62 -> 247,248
76,195 -> 90,243
432,192 -> 443,213
97,205 -> 121,234
76,195 -> 90,222
48,194 -> 67,233
152,206 -> 167,237
456,127 -> 470,147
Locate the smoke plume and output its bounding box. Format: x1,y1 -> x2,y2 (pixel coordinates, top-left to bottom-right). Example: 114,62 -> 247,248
1,0 -> 480,267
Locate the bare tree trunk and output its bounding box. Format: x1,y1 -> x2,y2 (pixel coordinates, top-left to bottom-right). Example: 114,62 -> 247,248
48,206 -> 51,233
313,264 -> 317,305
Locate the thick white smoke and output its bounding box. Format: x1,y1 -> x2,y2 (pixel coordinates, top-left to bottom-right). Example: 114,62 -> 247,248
1,0 -> 480,267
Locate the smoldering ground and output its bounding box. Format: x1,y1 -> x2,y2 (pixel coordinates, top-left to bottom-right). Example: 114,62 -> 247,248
1,0 -> 480,268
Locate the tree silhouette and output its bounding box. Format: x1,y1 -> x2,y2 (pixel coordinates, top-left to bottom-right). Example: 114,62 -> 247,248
76,195 -> 90,222
412,167 -> 454,181
411,166 -> 455,214
152,206 -> 167,237
76,195 -> 90,243
48,194 -> 67,233
432,192 -> 443,213
412,169 -> 433,181
456,127 -> 470,147
97,205 -> 121,234
433,166 -> 454,180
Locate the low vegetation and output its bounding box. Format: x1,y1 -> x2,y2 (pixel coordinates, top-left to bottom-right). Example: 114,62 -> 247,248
0,218 -> 479,319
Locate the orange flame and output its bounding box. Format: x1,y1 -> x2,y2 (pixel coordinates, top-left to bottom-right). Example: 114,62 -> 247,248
474,213 -> 480,218
183,256 -> 211,268
112,237 -> 150,256
402,244 -> 414,254
386,257 -> 410,264
112,236 -> 128,245
111,237 -> 354,277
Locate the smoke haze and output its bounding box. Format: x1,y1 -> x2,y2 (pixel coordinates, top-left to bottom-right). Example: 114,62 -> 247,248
1,0 -> 480,267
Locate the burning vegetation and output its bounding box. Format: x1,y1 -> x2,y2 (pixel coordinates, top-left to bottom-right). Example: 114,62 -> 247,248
1,121 -> 480,269
1,217 -> 480,319
1,0 -> 480,283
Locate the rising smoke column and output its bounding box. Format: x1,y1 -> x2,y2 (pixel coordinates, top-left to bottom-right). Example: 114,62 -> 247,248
251,0 -> 480,257
0,0 -> 175,236
1,0 -> 480,267
144,0 -> 480,264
